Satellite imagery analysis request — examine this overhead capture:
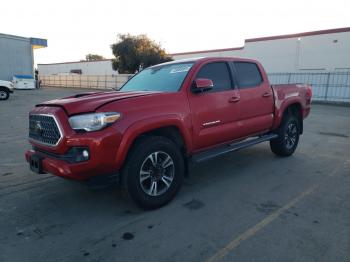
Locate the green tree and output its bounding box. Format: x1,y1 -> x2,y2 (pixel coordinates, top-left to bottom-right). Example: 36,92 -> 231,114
111,34 -> 173,73
85,54 -> 105,61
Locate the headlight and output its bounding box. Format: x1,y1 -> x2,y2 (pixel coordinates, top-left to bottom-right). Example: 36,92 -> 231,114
68,112 -> 121,132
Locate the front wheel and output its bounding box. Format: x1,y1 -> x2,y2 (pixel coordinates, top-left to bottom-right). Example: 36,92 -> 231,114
0,88 -> 10,100
270,114 -> 300,157
121,136 -> 185,209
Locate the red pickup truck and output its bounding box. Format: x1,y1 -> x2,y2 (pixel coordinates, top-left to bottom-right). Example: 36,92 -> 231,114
26,57 -> 312,208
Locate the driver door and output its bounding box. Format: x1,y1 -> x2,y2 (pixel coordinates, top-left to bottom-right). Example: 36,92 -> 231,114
188,61 -> 242,150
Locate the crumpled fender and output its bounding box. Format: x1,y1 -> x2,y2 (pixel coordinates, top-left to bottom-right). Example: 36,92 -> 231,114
114,114 -> 192,170
271,87 -> 304,130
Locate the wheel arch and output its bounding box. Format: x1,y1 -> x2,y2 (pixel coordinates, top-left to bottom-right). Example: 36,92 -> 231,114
273,101 -> 303,134
0,86 -> 10,91
115,117 -> 192,171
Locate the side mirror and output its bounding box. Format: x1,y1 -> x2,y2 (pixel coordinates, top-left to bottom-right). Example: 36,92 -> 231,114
192,78 -> 214,93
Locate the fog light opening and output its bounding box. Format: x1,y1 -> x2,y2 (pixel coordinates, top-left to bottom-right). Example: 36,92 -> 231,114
71,147 -> 90,163
82,149 -> 89,159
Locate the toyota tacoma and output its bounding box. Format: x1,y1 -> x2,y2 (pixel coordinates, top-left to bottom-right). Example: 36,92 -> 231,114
25,57 -> 312,208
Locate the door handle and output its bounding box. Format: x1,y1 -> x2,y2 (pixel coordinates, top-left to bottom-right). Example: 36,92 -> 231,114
262,92 -> 271,97
229,96 -> 240,103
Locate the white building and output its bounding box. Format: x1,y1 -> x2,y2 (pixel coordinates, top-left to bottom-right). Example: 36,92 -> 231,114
39,27 -> 350,76
171,27 -> 350,73
36,28 -> 350,102
38,59 -> 116,75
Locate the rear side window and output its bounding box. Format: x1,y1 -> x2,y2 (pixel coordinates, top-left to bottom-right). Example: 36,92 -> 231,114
234,62 -> 263,88
196,62 -> 232,92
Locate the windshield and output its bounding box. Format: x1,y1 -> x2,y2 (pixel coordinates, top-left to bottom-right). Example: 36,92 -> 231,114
121,62 -> 194,92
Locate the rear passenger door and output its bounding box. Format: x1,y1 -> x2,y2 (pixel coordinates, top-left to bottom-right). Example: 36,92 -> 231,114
233,61 -> 274,135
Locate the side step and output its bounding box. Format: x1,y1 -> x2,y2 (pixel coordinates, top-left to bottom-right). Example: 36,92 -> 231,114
192,133 -> 278,163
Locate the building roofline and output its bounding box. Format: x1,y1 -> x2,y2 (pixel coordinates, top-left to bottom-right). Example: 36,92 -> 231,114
170,46 -> 244,56
1,33 -> 47,49
38,59 -> 113,65
0,32 -> 30,41
170,27 -> 350,56
245,27 -> 350,42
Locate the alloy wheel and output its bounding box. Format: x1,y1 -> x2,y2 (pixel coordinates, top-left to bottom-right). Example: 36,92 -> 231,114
285,122 -> 298,149
139,151 -> 175,196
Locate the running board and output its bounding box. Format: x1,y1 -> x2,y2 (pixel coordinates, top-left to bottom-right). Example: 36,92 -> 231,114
192,133 -> 278,163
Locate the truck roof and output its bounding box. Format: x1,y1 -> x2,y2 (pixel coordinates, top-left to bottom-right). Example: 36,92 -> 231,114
149,56 -> 259,68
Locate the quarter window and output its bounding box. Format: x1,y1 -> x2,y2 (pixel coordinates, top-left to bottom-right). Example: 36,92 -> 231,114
196,62 -> 232,92
234,62 -> 263,88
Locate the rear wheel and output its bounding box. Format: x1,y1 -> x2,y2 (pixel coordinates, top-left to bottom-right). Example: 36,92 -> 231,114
270,114 -> 300,156
121,136 -> 185,209
0,88 -> 10,100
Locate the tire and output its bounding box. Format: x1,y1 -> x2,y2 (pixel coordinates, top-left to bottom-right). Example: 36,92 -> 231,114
121,136 -> 185,209
270,114 -> 300,157
0,88 -> 10,100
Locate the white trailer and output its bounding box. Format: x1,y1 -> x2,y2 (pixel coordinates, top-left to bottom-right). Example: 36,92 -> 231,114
13,75 -> 36,89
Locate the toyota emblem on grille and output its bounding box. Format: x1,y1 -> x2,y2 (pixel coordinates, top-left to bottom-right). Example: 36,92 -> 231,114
34,120 -> 43,136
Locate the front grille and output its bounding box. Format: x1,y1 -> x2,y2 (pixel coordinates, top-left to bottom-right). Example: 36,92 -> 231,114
29,114 -> 62,146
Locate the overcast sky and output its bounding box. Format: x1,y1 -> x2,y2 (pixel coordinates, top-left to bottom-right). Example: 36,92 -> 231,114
1,0 -> 349,65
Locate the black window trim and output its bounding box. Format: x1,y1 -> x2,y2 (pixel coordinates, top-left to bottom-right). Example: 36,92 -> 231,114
231,61 -> 264,89
194,61 -> 236,93
227,62 -> 239,90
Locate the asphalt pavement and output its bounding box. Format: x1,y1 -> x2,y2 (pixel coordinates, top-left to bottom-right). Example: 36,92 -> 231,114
0,88 -> 349,262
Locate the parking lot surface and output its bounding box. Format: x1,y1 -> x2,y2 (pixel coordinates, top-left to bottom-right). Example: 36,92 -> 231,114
0,88 -> 349,262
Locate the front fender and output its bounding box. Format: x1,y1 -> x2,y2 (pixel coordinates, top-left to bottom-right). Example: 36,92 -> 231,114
114,115 -> 192,170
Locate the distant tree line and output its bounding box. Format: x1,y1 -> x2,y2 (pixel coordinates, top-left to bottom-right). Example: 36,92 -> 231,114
84,54 -> 105,61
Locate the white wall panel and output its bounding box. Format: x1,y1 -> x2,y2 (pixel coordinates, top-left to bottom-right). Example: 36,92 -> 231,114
172,30 -> 350,73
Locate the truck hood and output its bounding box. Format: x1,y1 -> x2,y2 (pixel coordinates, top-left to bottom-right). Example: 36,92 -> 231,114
36,91 -> 161,115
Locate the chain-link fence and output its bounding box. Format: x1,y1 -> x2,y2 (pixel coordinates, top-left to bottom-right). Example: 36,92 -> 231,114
268,72 -> 350,103
40,72 -> 350,103
39,74 -> 133,90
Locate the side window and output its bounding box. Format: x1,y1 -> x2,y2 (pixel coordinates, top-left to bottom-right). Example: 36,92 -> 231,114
234,62 -> 263,88
196,62 -> 232,92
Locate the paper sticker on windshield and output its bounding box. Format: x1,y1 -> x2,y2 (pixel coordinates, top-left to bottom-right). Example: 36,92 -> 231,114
170,66 -> 191,74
